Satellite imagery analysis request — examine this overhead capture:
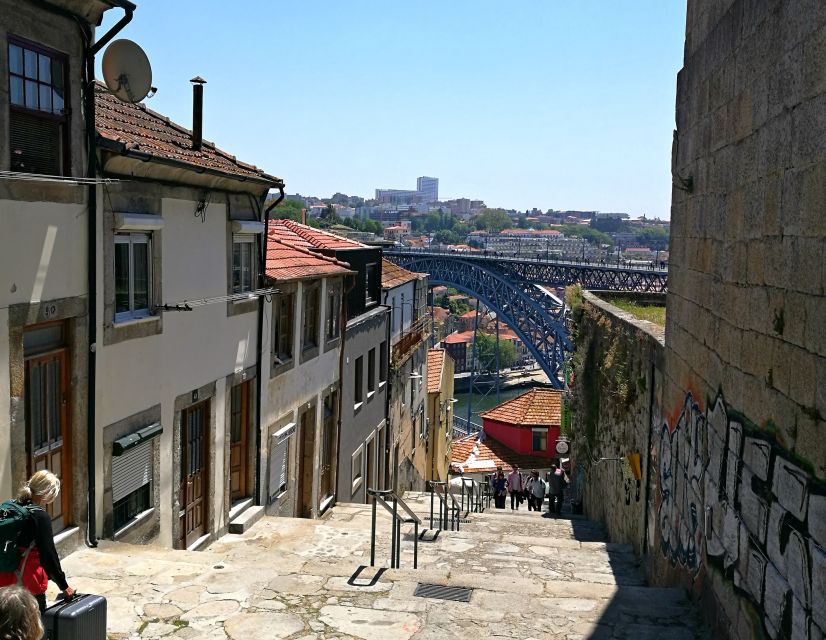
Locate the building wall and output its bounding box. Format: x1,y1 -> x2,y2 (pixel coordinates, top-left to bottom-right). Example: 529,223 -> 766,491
338,306 -> 389,503
95,192 -> 261,548
483,419 -> 560,459
390,343 -> 428,492
423,354 -> 455,483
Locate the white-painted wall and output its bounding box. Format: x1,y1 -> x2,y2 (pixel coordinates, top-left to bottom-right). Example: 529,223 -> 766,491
95,197 -> 259,547
0,308 -> 11,500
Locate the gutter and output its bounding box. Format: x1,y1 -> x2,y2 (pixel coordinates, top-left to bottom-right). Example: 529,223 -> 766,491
82,1 -> 134,549
254,186 -> 284,506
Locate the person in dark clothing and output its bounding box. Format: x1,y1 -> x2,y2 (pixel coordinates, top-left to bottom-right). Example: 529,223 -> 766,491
0,471 -> 75,613
492,470 -> 507,509
548,464 -> 568,516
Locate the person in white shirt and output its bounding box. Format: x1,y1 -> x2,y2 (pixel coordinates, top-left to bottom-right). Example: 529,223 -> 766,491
506,466 -> 524,510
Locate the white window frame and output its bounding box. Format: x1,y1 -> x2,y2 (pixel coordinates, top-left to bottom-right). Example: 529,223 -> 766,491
114,232 -> 152,323
351,444 -> 364,493
269,422 -> 295,501
232,234 -> 257,294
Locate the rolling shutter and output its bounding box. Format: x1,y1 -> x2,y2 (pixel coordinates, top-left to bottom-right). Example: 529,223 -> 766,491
112,440 -> 152,502
9,112 -> 62,175
268,423 -> 295,501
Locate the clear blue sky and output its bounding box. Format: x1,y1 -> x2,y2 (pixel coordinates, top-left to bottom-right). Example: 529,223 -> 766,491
99,1 -> 686,218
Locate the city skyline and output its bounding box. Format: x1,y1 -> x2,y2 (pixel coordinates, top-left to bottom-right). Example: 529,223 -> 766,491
99,1 -> 687,218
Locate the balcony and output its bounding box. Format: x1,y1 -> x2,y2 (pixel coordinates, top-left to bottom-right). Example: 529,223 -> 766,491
391,315 -> 431,368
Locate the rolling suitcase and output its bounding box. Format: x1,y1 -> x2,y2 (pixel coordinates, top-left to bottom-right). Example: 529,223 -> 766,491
43,593 -> 107,639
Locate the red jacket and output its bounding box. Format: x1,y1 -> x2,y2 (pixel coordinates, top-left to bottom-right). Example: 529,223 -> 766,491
0,546 -> 49,595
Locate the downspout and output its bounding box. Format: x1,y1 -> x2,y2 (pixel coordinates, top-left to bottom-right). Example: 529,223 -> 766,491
334,275 -> 355,503
83,2 -> 134,548
254,186 -> 284,506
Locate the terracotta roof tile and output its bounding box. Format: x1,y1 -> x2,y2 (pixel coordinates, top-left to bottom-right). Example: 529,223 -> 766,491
265,238 -> 353,282
94,83 -> 281,186
426,349 -> 446,394
443,331 -> 474,345
479,388 -> 563,427
275,219 -> 368,250
450,434 -> 555,474
431,307 -> 450,322
381,259 -> 422,289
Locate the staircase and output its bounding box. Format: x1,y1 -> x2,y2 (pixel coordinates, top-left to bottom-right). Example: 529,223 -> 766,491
55,491 -> 711,639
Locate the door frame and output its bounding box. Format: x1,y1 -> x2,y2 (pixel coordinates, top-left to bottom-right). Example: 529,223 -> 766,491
228,379 -> 252,502
23,324 -> 72,531
179,399 -> 210,549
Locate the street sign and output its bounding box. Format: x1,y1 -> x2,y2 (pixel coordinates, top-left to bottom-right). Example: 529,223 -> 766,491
555,440 -> 570,455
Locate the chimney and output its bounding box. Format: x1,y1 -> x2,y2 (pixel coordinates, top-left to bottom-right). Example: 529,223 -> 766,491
190,76 -> 206,151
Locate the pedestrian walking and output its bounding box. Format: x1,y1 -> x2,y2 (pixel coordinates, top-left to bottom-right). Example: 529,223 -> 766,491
492,469 -> 507,509
526,470 -> 546,511
548,465 -> 568,516
0,471 -> 75,613
507,466 -> 524,510
0,586 -> 44,640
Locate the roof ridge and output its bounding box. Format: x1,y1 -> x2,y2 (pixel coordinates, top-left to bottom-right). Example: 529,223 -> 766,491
267,236 -> 352,269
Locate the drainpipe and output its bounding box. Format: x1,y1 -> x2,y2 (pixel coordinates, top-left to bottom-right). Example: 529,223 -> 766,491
334,275 -> 355,503
254,186 -> 285,506
83,1 -> 135,548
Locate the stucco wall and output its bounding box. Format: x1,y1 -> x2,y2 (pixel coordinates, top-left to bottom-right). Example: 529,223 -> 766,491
483,419 -> 560,459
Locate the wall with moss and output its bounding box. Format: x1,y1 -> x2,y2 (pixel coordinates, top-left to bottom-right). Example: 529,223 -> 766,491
568,288 -> 665,558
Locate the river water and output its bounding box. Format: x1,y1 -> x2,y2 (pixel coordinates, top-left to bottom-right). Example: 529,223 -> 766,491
452,381 -> 544,423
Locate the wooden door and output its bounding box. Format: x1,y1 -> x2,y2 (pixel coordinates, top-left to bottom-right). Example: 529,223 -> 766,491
296,408 -> 315,518
318,394 -> 335,503
229,382 -> 250,502
181,402 -> 209,548
25,347 -> 70,532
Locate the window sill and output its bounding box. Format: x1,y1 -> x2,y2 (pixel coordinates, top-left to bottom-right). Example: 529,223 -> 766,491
114,507 -> 155,540
319,494 -> 335,516
353,402 -> 363,413
351,477 -> 363,493
378,381 -> 387,390
53,526 -> 80,547
114,313 -> 159,327
367,391 -> 375,401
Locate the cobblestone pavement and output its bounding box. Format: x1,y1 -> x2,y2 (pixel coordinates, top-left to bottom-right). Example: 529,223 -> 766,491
49,494 -> 710,639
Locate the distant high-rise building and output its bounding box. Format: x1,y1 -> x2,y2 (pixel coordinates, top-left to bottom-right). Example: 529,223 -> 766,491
417,176 -> 438,203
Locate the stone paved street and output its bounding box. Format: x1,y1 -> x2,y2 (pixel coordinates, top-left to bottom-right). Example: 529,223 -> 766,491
49,494 -> 710,639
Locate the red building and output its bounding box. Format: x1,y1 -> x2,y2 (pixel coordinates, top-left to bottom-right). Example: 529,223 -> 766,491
479,388 -> 563,459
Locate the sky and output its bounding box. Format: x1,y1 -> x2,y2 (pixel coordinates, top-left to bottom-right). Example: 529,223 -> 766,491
99,1 -> 687,218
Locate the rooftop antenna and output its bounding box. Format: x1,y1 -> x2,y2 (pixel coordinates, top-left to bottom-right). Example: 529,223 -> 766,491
101,39 -> 154,103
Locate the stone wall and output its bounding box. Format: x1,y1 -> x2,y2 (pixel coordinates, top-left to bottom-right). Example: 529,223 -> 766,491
569,290 -> 665,558
666,1 -> 826,638
569,2 -> 826,639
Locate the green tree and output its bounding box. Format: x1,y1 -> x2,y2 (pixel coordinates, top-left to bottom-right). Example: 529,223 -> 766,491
557,224 -> 613,247
636,226 -> 669,250
517,214 -> 529,229
269,198 -> 305,222
474,208 -> 512,234
474,331 -> 518,371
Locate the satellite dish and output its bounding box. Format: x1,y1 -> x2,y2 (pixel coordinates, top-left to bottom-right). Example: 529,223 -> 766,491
102,39 -> 152,103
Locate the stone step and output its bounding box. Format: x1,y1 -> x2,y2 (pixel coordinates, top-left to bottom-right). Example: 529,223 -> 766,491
228,505 -> 264,534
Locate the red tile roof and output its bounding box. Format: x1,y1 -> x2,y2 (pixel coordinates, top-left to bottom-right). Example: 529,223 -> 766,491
381,259 -> 422,289
427,349 -> 446,394
273,219 -> 367,250
265,239 -> 353,282
443,331 -> 474,345
431,307 -> 450,323
450,434 -> 554,474
94,83 -> 281,186
479,388 -> 563,427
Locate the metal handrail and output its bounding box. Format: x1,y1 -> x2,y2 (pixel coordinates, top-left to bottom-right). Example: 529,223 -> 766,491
459,476 -> 484,514
428,481 -> 460,532
367,488 -> 420,570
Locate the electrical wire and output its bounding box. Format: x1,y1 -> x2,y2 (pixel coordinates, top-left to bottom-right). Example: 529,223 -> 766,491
157,286 -> 278,311
0,170 -> 120,185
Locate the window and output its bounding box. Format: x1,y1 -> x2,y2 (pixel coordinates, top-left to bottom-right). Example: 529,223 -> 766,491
354,356 -> 363,407
532,428 -> 548,452
114,233 -> 151,321
8,38 -> 68,175
365,263 -> 377,304
112,440 -> 153,531
269,424 -> 294,500
367,348 -> 376,395
273,292 -> 295,366
351,445 -> 364,492
410,374 -> 415,407
232,235 -> 256,294
326,284 -> 341,341
379,341 -> 388,386
400,293 -> 405,328
303,286 -> 319,349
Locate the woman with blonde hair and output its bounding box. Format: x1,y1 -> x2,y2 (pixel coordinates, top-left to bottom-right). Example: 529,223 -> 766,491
0,585 -> 44,640
0,470 -> 75,613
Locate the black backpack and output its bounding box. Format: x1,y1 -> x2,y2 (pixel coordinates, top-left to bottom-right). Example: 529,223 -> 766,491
0,500 -> 37,577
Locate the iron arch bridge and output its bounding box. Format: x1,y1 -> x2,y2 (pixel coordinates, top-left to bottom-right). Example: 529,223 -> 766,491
386,252 -> 573,388
384,250 -> 667,389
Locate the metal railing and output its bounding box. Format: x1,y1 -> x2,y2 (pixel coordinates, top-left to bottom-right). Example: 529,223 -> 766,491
459,476 -> 488,514
367,488 -> 422,570
452,415 -> 483,438
428,481 -> 462,532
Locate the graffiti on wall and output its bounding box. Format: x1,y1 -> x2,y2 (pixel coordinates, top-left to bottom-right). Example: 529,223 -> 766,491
658,391 -> 826,639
